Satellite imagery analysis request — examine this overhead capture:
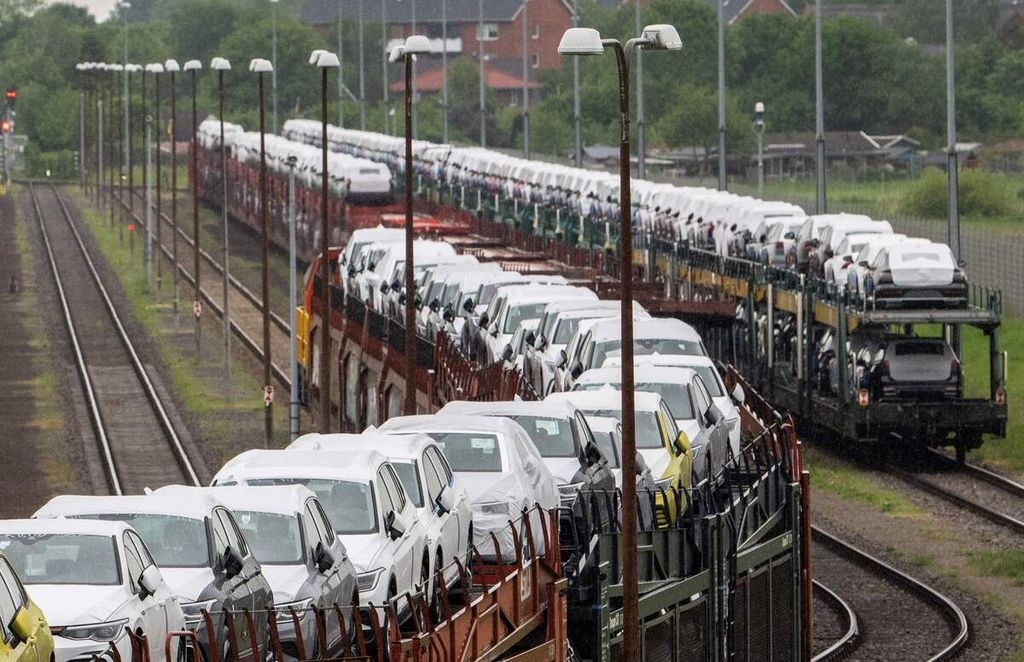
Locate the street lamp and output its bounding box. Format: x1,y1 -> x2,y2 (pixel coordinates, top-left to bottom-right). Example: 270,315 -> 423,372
211,56 -> 232,387
121,1 -> 131,198
75,64 -> 86,189
390,35 -> 432,416
271,0 -> 279,135
310,48 -> 340,431
125,64 -> 141,217
96,63 -> 106,210
753,101 -> 765,198
286,153 -> 299,439
144,63 -> 164,289
184,59 -> 202,356
147,62 -> 165,293
558,23 -> 680,662
165,58 -> 181,311
250,57 -> 275,447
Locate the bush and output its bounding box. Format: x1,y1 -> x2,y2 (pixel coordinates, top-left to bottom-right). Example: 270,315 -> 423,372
900,166 -> 1014,218
25,148 -> 77,181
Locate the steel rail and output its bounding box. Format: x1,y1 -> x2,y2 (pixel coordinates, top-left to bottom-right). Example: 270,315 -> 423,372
811,579 -> 859,661
812,526 -> 970,661
892,467 -> 1024,536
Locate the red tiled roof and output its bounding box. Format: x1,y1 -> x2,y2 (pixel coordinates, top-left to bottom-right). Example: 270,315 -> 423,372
391,63 -> 544,93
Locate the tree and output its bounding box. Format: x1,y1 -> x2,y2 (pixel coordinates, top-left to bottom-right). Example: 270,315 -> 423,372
890,0 -> 999,44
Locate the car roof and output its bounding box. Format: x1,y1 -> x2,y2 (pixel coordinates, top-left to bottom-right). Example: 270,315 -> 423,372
0,518 -> 130,537
602,354 -> 716,370
588,317 -> 701,342
380,414 -> 527,439
576,366 -> 699,385
545,389 -> 665,412
438,398 -> 581,420
213,449 -> 388,484
154,485 -> 317,516
35,491 -> 227,520
287,427 -> 437,461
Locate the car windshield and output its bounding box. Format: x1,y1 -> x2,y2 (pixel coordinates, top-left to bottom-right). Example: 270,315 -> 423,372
592,338 -> 702,368
442,283 -> 461,307
425,432 -> 503,472
582,409 -> 663,449
82,513 -> 209,568
505,415 -> 577,457
390,461 -> 423,508
245,479 -> 378,535
504,302 -> 548,333
0,534 -> 120,586
638,383 -> 694,419
233,511 -> 303,565
554,318 -> 586,344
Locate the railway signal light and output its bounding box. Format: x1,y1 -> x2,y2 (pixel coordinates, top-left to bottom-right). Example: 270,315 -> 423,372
1,120 -> 10,134
5,88 -> 15,107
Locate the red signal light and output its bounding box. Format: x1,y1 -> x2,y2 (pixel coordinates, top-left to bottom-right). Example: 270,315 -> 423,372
5,89 -> 15,100
1,121 -> 10,133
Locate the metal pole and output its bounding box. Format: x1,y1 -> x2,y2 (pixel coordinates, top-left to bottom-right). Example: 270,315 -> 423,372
192,68 -> 201,356
123,15 -> 129,180
258,72 -> 273,447
814,0 -> 826,213
155,72 -> 163,292
219,71 -> 232,389
757,130 -> 764,198
382,0 -> 389,134
337,0 -> 344,128
288,157 -> 299,439
127,71 -> 133,215
610,41 -> 638,662
145,114 -> 153,290
79,91 -> 85,186
272,1 -> 278,135
572,0 -> 581,166
717,0 -> 726,190
319,67 -> 332,431
522,0 -> 529,159
478,0 -> 486,147
140,70 -> 146,226
358,0 -> 366,131
403,53 -> 416,416
946,0 -> 960,262
411,0 -> 418,140
635,0 -> 645,179
171,70 -> 179,312
441,0 -> 448,142
98,95 -> 105,209
109,73 -> 116,225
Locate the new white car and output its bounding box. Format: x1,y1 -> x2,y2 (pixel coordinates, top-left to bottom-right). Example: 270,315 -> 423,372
154,485 -> 359,660
34,491 -> 275,662
861,241 -> 967,309
211,450 -> 428,619
287,430 -> 472,592
0,519 -> 185,662
479,285 -> 598,364
823,232 -> 893,288
379,415 -> 559,561
846,235 -> 930,299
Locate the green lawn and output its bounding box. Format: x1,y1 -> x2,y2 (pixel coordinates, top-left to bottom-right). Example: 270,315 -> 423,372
965,315 -> 1024,473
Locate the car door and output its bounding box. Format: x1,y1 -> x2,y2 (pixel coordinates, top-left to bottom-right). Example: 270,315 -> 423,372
311,499 -> 352,606
421,448 -> 457,573
0,557 -> 33,662
375,468 -> 412,595
210,510 -> 252,659
123,532 -> 167,660
694,377 -> 727,476
222,511 -> 272,623
300,501 -> 341,649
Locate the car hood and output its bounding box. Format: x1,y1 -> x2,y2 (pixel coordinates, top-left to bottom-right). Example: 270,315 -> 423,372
458,472 -> 522,503
28,584 -> 129,627
336,534 -> 385,574
161,567 -> 215,603
543,458 -> 582,484
260,565 -> 309,604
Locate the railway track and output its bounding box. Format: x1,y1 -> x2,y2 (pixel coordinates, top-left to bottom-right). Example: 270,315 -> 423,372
29,183 -> 202,494
810,527 -> 969,661
112,190 -> 293,390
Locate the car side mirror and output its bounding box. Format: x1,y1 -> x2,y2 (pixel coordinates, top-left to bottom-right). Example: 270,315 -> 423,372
556,349 -> 568,369
730,383 -> 746,405
9,606 -> 34,644
442,304 -> 455,322
347,265 -> 356,278
313,541 -> 335,573
569,360 -> 583,379
386,511 -> 406,540
221,546 -> 244,578
462,298 -> 475,313
706,404 -> 724,426
429,298 -> 440,312
489,323 -> 499,337
436,484 -> 455,514
783,232 -> 795,240
858,261 -> 869,268
674,431 -> 692,455
843,255 -> 854,264
138,565 -> 163,598
391,278 -> 401,291
501,344 -> 514,362
634,451 -> 649,476
584,443 -> 604,466
524,330 -> 536,347
478,312 -> 489,328
379,281 -> 390,294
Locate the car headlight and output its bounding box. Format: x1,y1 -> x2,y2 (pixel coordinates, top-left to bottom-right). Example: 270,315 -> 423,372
181,599 -> 217,624
478,501 -> 510,516
61,618 -> 129,642
274,598 -> 314,623
356,568 -> 385,593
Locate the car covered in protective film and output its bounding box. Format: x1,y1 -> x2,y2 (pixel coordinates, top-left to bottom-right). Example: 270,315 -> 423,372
379,415 -> 558,561
287,430 -> 472,594
34,492 -> 272,662
0,519 -> 183,662
155,485 -> 358,661
861,242 -> 967,309
210,450 -> 428,622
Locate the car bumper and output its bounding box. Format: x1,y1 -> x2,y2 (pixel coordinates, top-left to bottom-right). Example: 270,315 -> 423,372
54,634 -> 132,662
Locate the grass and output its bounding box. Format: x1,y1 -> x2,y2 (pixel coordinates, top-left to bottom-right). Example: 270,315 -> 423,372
803,447 -> 923,517
967,550 -> 1024,586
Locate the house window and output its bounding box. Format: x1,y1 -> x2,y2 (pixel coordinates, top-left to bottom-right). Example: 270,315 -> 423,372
476,22 -> 499,41
531,54 -> 540,69
532,23 -> 540,39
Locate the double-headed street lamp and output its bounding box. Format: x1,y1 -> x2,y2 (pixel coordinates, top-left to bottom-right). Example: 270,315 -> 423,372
147,62 -> 165,292
144,63 -> 164,288
250,57 -> 275,447
125,64 -> 141,216
184,59 -> 202,355
558,23 -> 681,662
753,101 -> 765,198
389,35 -> 432,416
211,56 -> 232,387
309,48 -> 340,431
166,58 -> 181,311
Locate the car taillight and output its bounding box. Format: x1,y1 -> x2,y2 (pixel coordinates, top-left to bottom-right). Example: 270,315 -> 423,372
995,386 -> 1006,407
802,241 -> 814,252
950,358 -> 960,378
775,241 -> 784,250
841,262 -> 851,269
878,359 -> 890,376
858,389 -> 870,407
952,270 -> 966,283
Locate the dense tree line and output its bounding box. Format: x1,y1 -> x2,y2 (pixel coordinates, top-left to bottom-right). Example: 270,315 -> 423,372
3,0 -> 1024,175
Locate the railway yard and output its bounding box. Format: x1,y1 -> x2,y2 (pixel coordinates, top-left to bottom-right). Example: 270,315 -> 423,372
1,8 -> 1024,662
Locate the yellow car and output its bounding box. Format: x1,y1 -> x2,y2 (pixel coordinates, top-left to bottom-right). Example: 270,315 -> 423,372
0,553 -> 54,662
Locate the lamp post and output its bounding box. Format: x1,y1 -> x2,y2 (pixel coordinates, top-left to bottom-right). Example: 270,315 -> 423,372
311,49 -> 340,431
166,59 -> 181,312
390,35 -> 432,416
251,57 -> 275,447
441,0 -> 448,142
184,59 -> 202,356
287,153 -> 299,438
753,101 -> 765,198
381,0 -> 389,134
572,0 -> 581,166
358,0 -> 366,131
558,24 -> 681,662
140,62 -> 147,234
145,112 -> 153,289
814,0 -> 826,213
271,0 -> 279,135
945,0 -> 961,360
211,56 -> 232,388
111,64 -> 123,230
478,0 -> 486,147
337,0 -> 344,128
126,64 -> 140,217
76,64 -> 85,187
122,2 -> 131,191
147,62 -> 165,293
521,0 -> 529,159
717,0 -> 726,190
97,64 -> 106,211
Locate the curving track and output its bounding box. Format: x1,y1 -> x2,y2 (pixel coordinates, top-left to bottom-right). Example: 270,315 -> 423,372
29,183 -> 202,494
